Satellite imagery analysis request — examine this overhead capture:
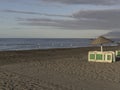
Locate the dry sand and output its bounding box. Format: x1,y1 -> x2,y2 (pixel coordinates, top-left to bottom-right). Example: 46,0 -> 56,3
0,46 -> 120,90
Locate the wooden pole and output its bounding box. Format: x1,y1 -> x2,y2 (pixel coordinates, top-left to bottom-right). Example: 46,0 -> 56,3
101,44 -> 103,52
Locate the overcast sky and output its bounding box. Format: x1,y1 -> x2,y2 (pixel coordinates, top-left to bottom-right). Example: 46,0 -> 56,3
0,0 -> 120,38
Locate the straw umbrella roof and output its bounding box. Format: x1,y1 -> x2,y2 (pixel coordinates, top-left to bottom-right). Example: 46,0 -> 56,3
91,36 -> 112,45
91,36 -> 113,52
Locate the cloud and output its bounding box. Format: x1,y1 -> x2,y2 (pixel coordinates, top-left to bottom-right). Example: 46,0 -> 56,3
0,0 -> 16,2
72,9 -> 120,29
103,31 -> 120,38
1,0 -> 120,5
17,9 -> 120,30
0,0 -> 16,1
41,0 -> 120,5
2,9 -> 72,18
73,9 -> 120,20
18,18 -> 70,28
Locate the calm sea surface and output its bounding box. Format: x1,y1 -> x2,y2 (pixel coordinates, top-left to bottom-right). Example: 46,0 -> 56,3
0,38 -> 119,51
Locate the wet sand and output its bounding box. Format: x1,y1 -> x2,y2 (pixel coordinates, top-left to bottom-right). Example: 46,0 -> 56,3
0,46 -> 120,90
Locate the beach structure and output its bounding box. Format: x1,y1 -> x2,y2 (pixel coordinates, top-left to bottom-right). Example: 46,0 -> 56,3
88,36 -> 115,63
91,36 -> 113,52
88,51 -> 115,63
115,50 -> 120,57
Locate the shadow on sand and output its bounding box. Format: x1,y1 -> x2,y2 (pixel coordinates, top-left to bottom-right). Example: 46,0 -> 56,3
116,57 -> 120,62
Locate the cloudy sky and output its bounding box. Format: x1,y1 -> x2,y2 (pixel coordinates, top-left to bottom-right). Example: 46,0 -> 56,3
0,0 -> 120,38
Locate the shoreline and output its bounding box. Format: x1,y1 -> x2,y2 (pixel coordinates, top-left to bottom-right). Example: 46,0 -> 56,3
0,45 -> 118,51
0,46 -> 119,66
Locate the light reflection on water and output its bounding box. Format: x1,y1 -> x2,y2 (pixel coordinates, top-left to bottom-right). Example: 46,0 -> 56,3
0,38 -> 118,51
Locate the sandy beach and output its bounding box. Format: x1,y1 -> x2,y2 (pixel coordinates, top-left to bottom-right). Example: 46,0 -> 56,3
0,46 -> 120,90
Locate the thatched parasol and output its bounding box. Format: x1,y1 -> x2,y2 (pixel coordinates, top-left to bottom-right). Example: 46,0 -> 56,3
91,36 -> 112,52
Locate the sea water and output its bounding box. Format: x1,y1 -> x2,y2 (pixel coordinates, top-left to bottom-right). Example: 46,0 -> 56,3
0,38 -> 119,51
